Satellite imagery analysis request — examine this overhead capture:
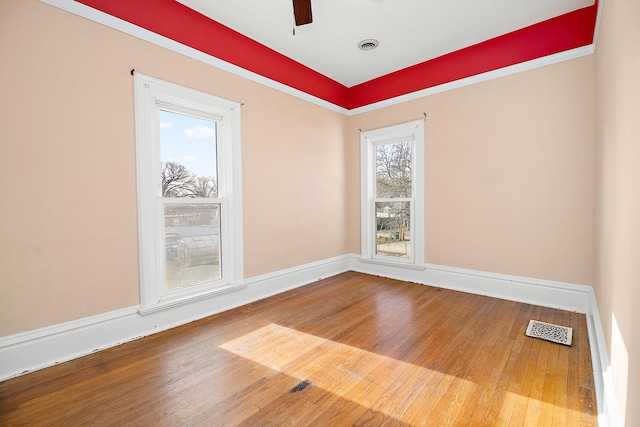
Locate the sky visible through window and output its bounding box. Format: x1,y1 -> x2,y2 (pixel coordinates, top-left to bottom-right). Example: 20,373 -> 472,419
159,110 -> 217,178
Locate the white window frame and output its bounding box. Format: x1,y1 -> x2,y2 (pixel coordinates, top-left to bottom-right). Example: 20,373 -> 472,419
134,73 -> 244,314
360,119 -> 424,267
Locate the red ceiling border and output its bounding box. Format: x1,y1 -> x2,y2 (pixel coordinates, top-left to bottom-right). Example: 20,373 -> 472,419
74,0 -> 597,111
347,5 -> 598,109
75,0 -> 350,108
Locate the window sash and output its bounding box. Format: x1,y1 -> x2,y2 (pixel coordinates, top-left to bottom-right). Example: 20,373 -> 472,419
162,198 -> 224,205
371,138 -> 415,263
372,200 -> 414,262
162,201 -> 223,290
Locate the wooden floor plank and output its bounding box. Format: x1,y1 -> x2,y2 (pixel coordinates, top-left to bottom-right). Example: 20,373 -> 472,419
0,272 -> 597,426
463,299 -> 524,426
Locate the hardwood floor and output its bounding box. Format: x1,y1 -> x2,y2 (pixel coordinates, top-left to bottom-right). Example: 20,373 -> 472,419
0,272 -> 597,426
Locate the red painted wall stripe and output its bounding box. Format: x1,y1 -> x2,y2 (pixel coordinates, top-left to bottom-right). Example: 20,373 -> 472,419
347,5 -> 598,109
76,0 -> 351,108
75,0 -> 596,110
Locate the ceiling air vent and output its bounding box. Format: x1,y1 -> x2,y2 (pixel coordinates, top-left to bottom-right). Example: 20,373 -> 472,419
358,39 -> 379,51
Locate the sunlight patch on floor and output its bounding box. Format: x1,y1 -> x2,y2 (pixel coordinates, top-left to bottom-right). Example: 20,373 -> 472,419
220,323 -> 472,421
497,390 -> 583,425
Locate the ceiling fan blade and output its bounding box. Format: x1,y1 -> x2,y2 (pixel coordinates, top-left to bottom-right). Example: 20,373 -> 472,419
292,0 -> 313,26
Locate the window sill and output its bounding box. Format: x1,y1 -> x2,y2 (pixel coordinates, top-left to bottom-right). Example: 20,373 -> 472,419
358,257 -> 427,271
138,282 -> 246,316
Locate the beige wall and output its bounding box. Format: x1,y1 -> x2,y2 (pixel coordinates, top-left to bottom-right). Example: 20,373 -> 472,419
0,0 -> 348,336
0,0 -> 600,386
594,0 -> 640,423
348,57 -> 596,285
5,0 -> 638,423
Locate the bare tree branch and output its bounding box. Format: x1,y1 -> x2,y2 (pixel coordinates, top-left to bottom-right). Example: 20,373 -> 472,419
376,141 -> 412,198
161,161 -> 196,197
189,176 -> 218,198
161,161 -> 218,198
375,141 -> 413,242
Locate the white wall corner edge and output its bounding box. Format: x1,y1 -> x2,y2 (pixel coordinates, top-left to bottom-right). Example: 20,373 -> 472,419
0,254 -> 351,382
587,289 -> 624,427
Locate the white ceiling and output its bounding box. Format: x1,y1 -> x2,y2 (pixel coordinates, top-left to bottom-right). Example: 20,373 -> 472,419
178,0 -> 593,87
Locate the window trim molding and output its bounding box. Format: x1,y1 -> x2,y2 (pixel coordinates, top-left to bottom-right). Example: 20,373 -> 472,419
134,73 -> 244,313
360,119 -> 425,266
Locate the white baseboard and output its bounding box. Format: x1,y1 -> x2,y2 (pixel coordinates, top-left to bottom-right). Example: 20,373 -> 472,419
0,254 -> 350,381
0,253 -> 623,427
349,254 -> 621,427
349,256 -> 591,313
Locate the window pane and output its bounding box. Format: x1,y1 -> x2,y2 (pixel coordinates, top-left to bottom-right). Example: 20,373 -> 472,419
376,201 -> 411,258
165,203 -> 221,289
376,140 -> 412,198
159,110 -> 218,198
